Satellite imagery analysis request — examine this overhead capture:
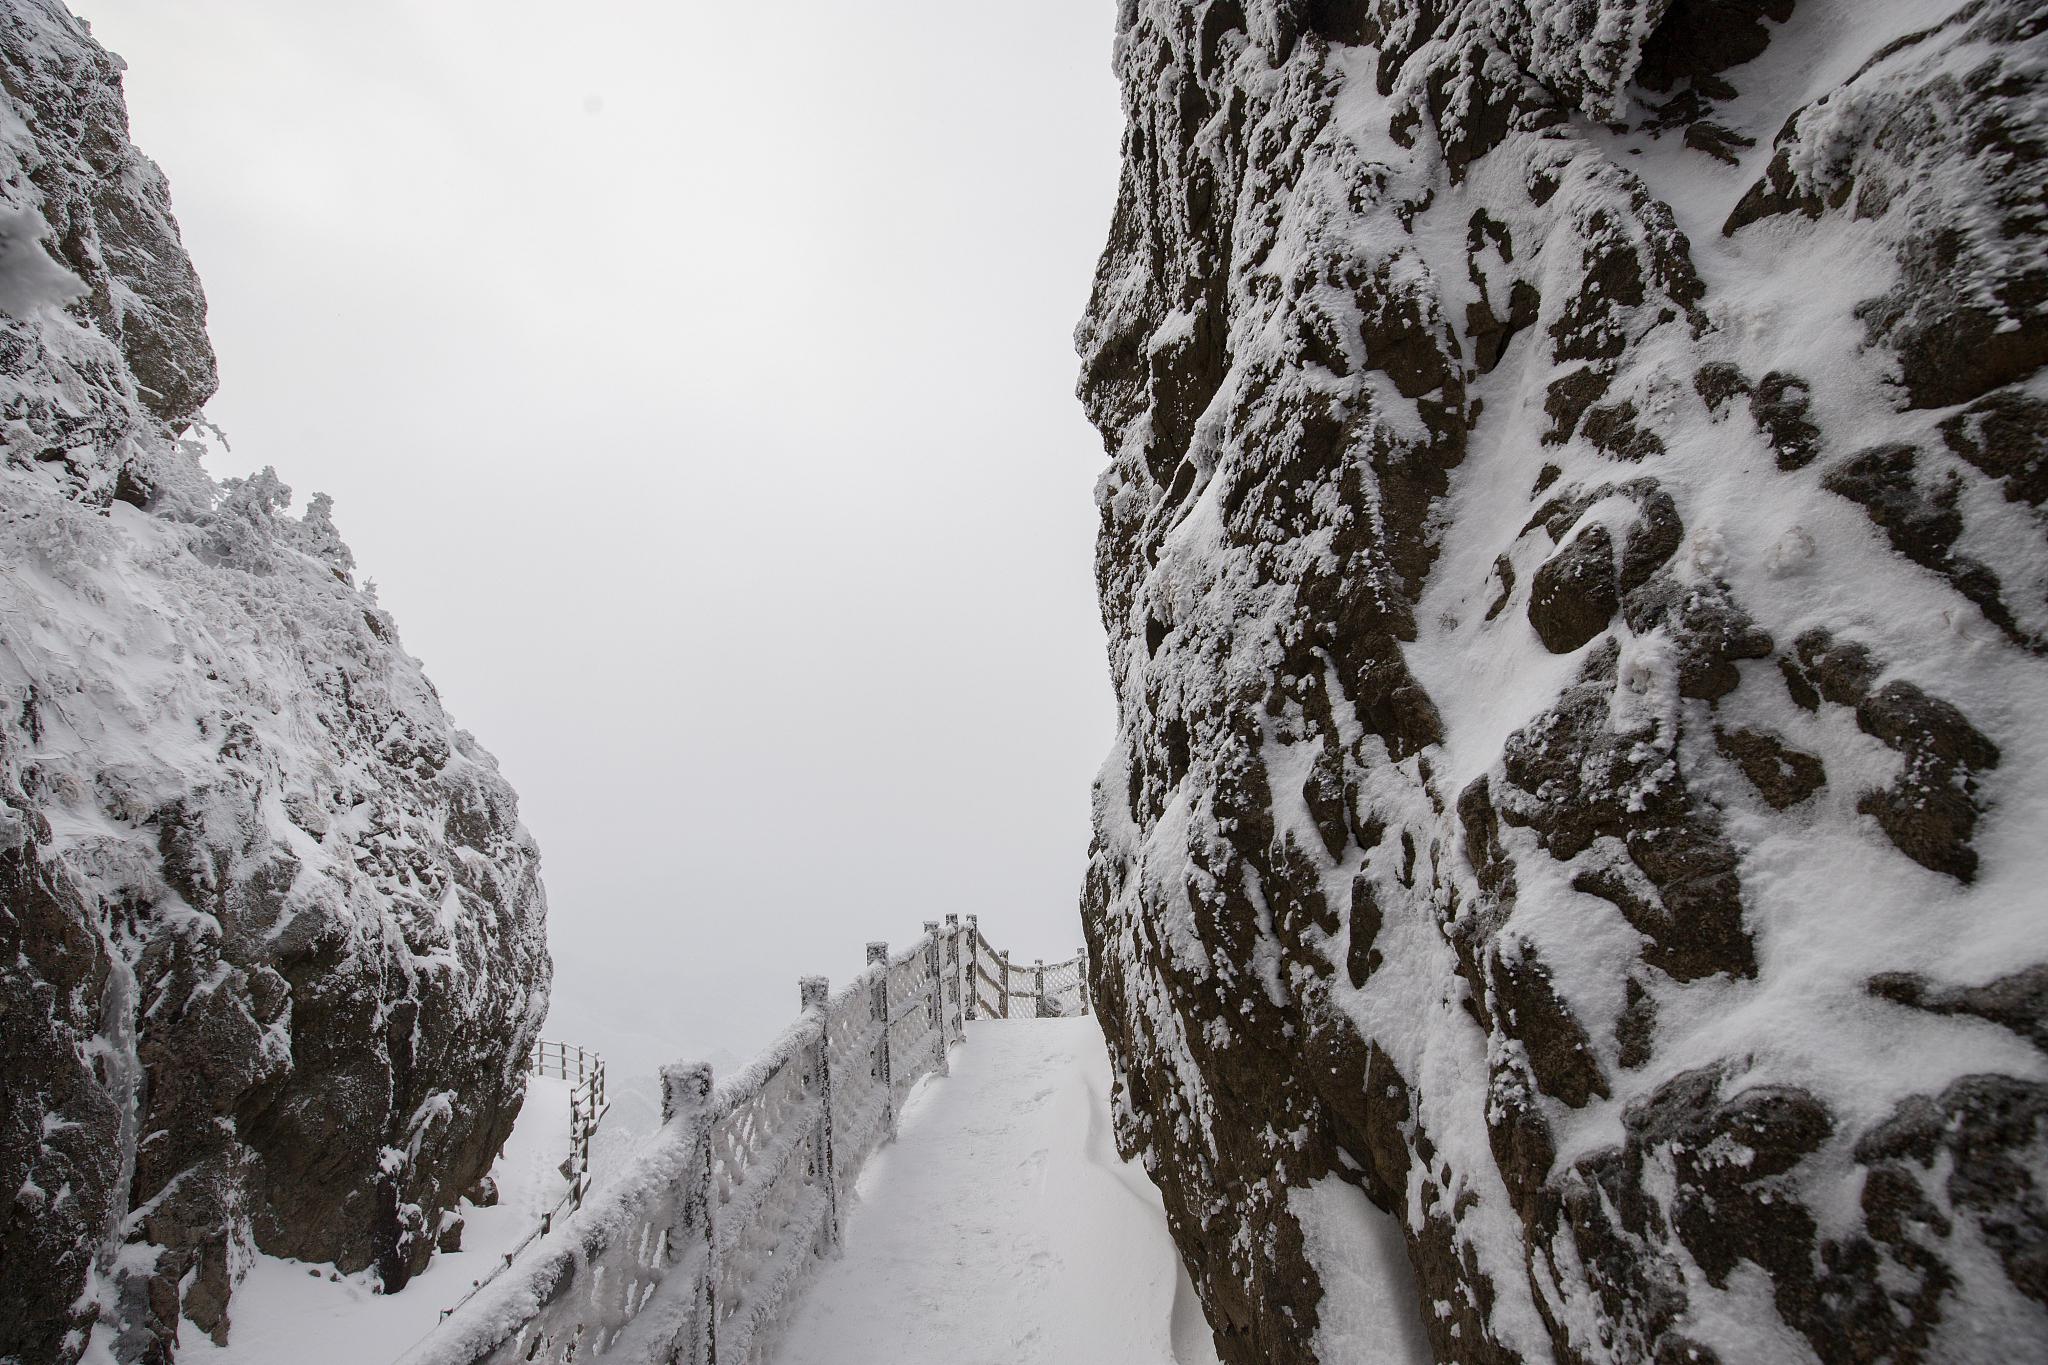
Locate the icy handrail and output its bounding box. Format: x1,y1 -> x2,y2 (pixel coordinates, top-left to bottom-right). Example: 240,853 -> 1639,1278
399,917 -> 1087,1365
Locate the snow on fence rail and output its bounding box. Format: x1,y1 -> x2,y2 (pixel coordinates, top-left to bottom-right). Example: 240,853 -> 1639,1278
397,916 -> 1088,1365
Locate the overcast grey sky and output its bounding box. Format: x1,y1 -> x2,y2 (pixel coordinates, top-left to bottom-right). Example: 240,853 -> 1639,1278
79,0 -> 1125,1105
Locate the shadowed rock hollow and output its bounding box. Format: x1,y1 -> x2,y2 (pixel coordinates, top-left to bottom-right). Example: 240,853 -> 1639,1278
1075,1 -> 2048,1361
1,4 -> 550,1360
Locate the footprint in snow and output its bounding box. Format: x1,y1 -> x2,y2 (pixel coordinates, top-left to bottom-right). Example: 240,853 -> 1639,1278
1013,1086 -> 1053,1112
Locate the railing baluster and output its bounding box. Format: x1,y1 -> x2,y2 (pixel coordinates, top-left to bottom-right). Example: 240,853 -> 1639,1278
963,915 -> 979,1021
661,1060 -> 716,1365
943,913 -> 961,1040
868,941 -> 893,1138
800,975 -> 839,1256
923,921 -> 948,1077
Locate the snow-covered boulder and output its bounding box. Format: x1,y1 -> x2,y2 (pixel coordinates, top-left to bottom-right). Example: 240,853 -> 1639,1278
1076,1 -> 2047,1361
0,4 -> 550,1360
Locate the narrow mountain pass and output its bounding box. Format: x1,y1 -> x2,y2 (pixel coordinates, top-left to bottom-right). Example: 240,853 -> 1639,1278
771,1017 -> 1218,1365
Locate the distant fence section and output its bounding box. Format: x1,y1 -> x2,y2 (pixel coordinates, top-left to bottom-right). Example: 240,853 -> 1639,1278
435,1041 -> 613,1327
963,922 -> 1088,1019
398,915 -> 1088,1365
530,1039 -> 609,1213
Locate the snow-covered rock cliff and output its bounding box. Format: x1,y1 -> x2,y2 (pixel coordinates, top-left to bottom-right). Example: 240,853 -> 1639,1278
1076,1 -> 2047,1361
1,5 -> 550,1361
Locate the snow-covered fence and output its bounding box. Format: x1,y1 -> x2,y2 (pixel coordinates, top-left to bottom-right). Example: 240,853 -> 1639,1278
961,913 -> 1090,1019
530,1040 -> 609,1213
434,1041 -> 615,1328
399,916 -> 1075,1365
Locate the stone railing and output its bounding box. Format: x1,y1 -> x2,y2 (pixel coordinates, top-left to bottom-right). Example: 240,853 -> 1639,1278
398,915 -> 1079,1365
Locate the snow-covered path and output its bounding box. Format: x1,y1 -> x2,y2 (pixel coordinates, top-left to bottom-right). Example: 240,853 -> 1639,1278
772,1016 -> 1219,1365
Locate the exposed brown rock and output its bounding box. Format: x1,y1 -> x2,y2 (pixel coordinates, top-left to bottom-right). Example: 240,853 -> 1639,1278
1822,443 -> 2033,649
1854,681 -> 1999,883
1528,523 -> 1620,652
1780,627 -> 1878,711
1715,725 -> 1826,808
1750,370 -> 1821,470
1940,390 -> 2048,509
1869,965 -> 2048,1054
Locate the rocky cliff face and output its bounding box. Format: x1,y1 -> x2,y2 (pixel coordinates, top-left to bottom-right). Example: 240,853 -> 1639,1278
0,5 -> 550,1361
1077,1 -> 2047,1361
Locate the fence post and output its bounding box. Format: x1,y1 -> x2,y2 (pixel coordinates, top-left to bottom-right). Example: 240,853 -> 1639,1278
1000,951 -> 1010,1019
963,915 -> 979,1021
1077,943 -> 1091,1016
800,975 -> 839,1254
581,1090 -> 593,1201
569,1088 -> 587,1209
943,913 -> 962,1040
867,941 -> 894,1136
660,1060 -> 716,1364
1035,958 -> 1047,1020
924,921 -> 949,1076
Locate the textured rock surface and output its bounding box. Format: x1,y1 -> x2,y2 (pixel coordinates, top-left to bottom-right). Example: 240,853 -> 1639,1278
1,4 -> 550,1360
1077,1 -> 2047,1361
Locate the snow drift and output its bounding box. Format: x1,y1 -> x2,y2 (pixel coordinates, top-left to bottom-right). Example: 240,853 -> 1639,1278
0,4 -> 549,1360
1075,1 -> 2047,1361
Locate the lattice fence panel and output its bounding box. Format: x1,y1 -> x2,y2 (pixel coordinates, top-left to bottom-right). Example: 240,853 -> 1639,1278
825,972 -> 889,1196
708,1021 -> 830,1363
404,920 -> 1086,1365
